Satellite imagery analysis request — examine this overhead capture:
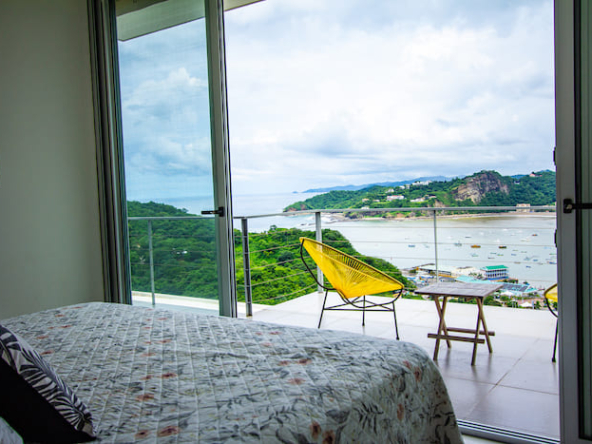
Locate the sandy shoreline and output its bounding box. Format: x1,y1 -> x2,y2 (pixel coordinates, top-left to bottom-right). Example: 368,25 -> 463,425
326,210 -> 556,223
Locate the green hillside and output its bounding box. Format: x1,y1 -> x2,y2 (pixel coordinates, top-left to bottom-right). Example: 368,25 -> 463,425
127,201 -> 411,304
235,226 -> 412,305
285,170 -> 556,214
127,201 -> 219,299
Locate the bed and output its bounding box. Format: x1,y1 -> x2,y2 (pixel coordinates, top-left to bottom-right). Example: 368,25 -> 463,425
0,302 -> 462,443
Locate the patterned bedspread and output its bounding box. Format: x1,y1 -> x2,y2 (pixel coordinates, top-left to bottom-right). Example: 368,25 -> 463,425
1,303 -> 462,443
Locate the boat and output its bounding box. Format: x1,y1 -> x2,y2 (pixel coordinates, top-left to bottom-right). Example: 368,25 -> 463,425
471,244 -> 481,248
499,245 -> 507,249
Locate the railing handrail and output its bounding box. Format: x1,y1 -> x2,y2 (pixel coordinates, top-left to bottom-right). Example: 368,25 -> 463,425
127,204 -> 556,222
233,204 -> 556,219
129,216 -> 208,221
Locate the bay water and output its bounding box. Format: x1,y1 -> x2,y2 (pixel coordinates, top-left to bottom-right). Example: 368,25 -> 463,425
166,192 -> 557,289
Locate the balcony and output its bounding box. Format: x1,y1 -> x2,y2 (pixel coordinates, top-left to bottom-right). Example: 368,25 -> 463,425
129,204 -> 559,442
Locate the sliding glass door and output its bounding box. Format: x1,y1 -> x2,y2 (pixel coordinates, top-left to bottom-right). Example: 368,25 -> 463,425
555,0 -> 592,442
113,0 -> 236,316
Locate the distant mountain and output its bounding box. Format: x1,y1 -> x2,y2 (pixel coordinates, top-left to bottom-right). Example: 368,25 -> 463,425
285,170 -> 556,213
301,176 -> 453,193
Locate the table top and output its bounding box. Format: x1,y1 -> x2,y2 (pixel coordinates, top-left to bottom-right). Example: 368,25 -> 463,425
415,282 -> 503,298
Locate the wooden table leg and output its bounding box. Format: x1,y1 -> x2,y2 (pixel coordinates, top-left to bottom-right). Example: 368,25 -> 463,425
476,298 -> 493,353
471,299 -> 481,365
432,296 -> 451,361
440,297 -> 452,348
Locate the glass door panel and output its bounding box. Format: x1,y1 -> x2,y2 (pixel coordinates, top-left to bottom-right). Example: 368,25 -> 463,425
115,0 -> 225,315
578,0 -> 592,436
556,0 -> 592,441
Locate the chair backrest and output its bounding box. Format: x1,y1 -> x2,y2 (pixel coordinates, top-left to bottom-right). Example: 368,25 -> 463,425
300,237 -> 404,299
544,283 -> 558,303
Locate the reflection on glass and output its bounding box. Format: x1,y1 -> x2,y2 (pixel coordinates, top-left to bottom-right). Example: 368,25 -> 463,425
116,0 -> 220,312
579,1 -> 592,437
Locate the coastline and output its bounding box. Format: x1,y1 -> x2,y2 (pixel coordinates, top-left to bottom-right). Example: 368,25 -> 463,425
325,210 -> 556,223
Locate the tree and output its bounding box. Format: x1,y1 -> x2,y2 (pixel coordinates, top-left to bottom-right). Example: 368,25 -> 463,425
128,201 -> 413,306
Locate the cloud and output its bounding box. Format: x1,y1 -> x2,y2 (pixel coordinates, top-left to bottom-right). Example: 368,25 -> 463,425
116,0 -> 555,199
121,67 -> 212,187
119,43 -> 213,196
116,20 -> 216,200
225,0 -> 554,193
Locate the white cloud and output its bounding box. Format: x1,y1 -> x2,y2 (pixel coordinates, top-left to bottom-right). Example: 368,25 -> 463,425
120,63 -> 213,198
117,0 -> 555,198
225,0 -> 554,193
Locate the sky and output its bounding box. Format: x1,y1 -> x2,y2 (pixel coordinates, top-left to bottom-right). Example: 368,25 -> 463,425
118,0 -> 555,201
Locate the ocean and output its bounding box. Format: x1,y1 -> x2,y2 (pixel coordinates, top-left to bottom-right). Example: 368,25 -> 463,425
164,192 -> 558,288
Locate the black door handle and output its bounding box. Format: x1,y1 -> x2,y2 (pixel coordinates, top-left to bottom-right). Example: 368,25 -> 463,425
563,198 -> 592,213
201,206 -> 225,217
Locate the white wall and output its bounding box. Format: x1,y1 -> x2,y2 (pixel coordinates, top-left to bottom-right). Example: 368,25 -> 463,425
0,1 -> 104,318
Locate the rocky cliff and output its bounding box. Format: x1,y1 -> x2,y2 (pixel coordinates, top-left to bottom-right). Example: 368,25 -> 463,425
451,171 -> 509,203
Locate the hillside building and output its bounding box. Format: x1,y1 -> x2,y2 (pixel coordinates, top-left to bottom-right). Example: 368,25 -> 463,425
481,265 -> 509,280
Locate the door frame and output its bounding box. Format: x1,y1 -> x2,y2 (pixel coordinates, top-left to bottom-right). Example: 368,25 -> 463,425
89,0 -> 238,317
205,0 -> 237,317
555,0 -> 592,442
88,0 -> 133,305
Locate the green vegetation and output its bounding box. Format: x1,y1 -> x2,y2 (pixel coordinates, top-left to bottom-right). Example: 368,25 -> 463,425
284,170 -> 556,215
128,201 -> 219,299
127,201 -> 411,304
235,226 -> 412,305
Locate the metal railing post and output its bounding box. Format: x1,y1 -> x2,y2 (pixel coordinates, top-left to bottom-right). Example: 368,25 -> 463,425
241,218 -> 253,317
432,210 -> 439,282
315,211 -> 324,292
147,220 -> 156,307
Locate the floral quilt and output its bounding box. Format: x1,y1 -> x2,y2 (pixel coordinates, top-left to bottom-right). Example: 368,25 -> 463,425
1,303 -> 462,443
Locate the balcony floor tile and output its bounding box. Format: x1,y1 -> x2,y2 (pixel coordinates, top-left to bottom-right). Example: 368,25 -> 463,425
465,385 -> 560,439
498,359 -> 559,395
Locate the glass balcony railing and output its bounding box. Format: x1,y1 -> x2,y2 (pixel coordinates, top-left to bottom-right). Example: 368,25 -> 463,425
127,205 -> 556,311
234,205 -> 556,315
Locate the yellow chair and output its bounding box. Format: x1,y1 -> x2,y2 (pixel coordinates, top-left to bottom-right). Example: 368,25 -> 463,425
299,237 -> 405,339
543,283 -> 558,362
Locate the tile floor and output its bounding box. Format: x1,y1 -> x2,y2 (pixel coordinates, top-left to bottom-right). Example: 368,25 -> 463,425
463,437 -> 503,444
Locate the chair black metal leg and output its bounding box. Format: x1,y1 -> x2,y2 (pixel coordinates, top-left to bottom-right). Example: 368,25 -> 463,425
362,296 -> 366,326
318,290 -> 329,328
392,300 -> 400,340
552,319 -> 558,362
